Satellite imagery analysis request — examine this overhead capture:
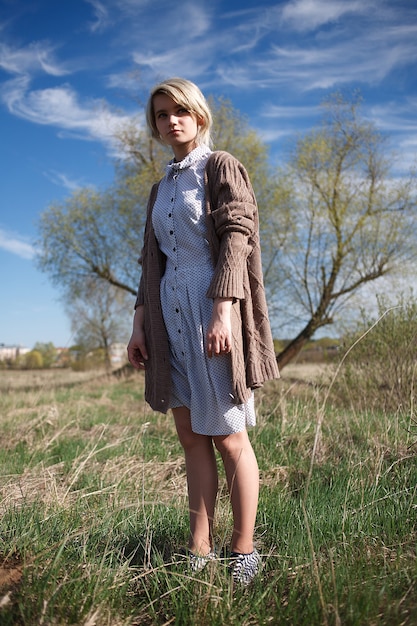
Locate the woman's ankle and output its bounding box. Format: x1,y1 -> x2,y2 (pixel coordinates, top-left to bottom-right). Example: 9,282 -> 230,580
231,538 -> 254,554
189,538 -> 213,556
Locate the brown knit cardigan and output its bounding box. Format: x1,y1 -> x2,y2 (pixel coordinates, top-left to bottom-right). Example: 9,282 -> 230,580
135,150 -> 279,414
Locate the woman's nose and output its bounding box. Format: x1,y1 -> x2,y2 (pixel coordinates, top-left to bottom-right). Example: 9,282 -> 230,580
169,114 -> 178,125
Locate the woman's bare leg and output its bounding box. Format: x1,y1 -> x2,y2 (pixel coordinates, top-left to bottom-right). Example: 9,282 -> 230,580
214,430 -> 259,554
172,406 -> 218,555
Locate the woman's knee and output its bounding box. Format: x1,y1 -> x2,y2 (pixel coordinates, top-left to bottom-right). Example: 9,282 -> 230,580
213,430 -> 250,458
178,427 -> 206,451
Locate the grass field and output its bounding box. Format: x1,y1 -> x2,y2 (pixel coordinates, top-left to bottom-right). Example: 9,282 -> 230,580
0,365 -> 416,625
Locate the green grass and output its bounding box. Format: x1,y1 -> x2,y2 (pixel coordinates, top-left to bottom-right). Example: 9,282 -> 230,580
0,369 -> 416,625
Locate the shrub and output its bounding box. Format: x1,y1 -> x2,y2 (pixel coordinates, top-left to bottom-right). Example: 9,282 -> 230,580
336,293 -> 417,413
22,350 -> 44,369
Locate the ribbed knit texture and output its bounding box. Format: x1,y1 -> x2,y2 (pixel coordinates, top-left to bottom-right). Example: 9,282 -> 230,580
135,150 -> 279,414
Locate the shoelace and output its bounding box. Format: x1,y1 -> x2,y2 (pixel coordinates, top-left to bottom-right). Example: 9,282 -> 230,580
229,549 -> 261,585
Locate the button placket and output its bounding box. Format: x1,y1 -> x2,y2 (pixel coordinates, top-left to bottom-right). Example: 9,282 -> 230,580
170,168 -> 185,357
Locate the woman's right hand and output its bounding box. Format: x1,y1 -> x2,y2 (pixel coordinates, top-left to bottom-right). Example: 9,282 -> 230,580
127,306 -> 148,369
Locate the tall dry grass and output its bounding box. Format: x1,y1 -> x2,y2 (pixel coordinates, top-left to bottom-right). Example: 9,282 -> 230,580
0,361 -> 416,625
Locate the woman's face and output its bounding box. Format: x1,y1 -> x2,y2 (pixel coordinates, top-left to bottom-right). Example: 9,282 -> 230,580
153,93 -> 201,160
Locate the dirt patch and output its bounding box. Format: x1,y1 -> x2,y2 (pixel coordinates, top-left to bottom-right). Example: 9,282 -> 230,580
0,564 -> 22,590
0,558 -> 23,611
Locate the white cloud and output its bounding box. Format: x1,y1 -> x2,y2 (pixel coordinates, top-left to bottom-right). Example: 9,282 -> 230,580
110,0 -> 153,12
43,170 -> 86,191
368,98 -> 417,132
261,103 -> 320,119
257,104 -> 322,146
181,2 -> 212,37
131,51 -> 173,74
85,0 -> 111,32
366,100 -> 417,174
232,20 -> 417,94
132,44 -> 213,83
1,77 -> 135,150
257,127 -> 294,144
206,2 -> 417,95
281,0 -> 372,32
0,229 -> 35,260
0,42 -> 69,77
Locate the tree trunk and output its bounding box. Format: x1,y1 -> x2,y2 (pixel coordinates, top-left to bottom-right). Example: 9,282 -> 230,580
276,331 -> 310,369
276,314 -> 329,369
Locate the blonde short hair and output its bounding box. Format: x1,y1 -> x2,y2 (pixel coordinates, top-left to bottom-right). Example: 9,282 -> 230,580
146,77 -> 213,147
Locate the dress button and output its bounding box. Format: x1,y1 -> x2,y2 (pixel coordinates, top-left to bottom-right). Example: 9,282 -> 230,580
170,230 -> 173,235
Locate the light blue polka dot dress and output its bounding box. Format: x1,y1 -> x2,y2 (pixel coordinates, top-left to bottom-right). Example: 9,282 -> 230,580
151,145 -> 255,436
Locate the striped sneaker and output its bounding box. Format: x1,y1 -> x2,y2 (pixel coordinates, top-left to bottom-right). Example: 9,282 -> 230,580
229,549 -> 262,585
178,548 -> 216,572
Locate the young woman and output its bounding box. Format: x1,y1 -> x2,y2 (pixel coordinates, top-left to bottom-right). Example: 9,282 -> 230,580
127,77 -> 279,585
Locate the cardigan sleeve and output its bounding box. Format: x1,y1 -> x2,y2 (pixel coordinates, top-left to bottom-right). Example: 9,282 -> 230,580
206,153 -> 257,300
134,182 -> 160,309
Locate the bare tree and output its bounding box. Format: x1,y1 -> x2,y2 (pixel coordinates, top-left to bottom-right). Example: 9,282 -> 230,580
66,280 -> 131,368
269,94 -> 417,367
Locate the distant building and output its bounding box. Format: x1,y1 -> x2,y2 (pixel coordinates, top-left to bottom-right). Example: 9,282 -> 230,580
54,347 -> 71,367
109,343 -> 128,367
0,344 -> 30,361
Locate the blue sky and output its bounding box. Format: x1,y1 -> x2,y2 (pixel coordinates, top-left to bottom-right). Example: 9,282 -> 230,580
1,0 -> 416,349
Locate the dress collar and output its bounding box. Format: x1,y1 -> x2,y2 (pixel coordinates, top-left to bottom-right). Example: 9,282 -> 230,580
166,144 -> 211,174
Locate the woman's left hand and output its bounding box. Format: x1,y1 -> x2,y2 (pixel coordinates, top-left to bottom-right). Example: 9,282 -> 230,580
206,298 -> 233,358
